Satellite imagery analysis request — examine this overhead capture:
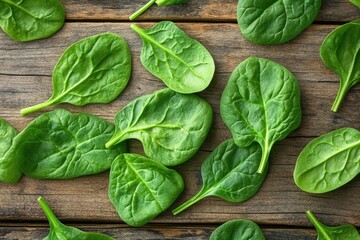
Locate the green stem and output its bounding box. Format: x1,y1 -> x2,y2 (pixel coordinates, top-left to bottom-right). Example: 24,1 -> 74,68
129,0 -> 156,21
257,143 -> 271,174
38,196 -> 61,228
331,85 -> 349,112
20,100 -> 54,115
306,210 -> 331,240
172,188 -> 208,215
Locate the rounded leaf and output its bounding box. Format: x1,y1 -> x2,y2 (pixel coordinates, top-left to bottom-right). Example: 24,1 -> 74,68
210,219 -> 265,240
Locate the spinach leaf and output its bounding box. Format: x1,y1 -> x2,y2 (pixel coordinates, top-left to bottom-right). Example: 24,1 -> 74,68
131,21 -> 215,94
38,196 -> 115,239
129,0 -> 188,21
173,140 -> 266,215
306,210 -> 360,240
20,33 -> 131,115
106,88 -> 212,166
350,0 -> 360,8
220,57 -> 301,174
12,109 -> 126,179
320,20 -> 360,112
0,0 -> 65,42
237,0 -> 321,44
0,118 -> 21,183
209,219 -> 265,240
294,128 -> 360,193
108,153 -> 184,227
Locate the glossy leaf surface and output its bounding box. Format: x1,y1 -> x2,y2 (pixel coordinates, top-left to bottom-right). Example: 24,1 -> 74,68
220,57 -> 301,173
39,197 -> 115,240
294,128 -> 360,193
209,219 -> 265,240
237,0 -> 321,44
131,21 -> 215,94
109,153 -> 184,226
20,33 -> 131,115
13,109 -> 126,179
173,140 -> 266,215
106,88 -> 212,166
307,211 -> 360,240
320,20 -> 360,112
0,118 -> 20,183
0,0 -> 65,42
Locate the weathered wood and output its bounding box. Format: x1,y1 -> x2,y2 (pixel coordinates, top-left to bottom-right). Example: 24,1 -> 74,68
0,224 -> 318,240
1,23 -> 360,226
60,0 -> 360,22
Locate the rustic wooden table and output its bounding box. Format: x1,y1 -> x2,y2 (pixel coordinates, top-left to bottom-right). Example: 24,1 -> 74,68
1,0 -> 360,239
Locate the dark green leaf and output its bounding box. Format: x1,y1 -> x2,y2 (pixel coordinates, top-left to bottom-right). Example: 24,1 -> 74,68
237,0 -> 321,44
0,0 -> 65,42
106,88 -> 212,166
320,20 -> 360,112
108,153 -> 184,227
39,196 -> 115,240
209,219 -> 265,240
0,118 -> 21,183
220,57 -> 301,173
294,128 -> 360,193
129,0 -> 188,21
20,33 -> 131,115
173,140 -> 266,215
131,21 -> 215,94
306,211 -> 360,240
12,109 -> 126,179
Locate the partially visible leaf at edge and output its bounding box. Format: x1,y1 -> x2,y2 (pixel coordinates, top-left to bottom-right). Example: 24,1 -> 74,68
350,0 -> 360,8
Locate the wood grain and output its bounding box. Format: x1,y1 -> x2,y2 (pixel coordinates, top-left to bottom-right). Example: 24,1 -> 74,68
60,0 -> 360,22
0,21 -> 359,228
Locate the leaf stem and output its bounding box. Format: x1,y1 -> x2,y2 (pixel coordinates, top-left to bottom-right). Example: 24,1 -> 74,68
20,100 -> 54,115
306,210 -> 331,240
172,188 -> 208,215
129,0 -> 156,21
257,143 -> 270,174
38,196 -> 61,228
331,85 -> 349,112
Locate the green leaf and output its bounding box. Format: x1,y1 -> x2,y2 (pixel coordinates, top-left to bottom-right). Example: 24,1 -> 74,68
320,20 -> 360,112
12,109 -> 126,179
220,57 -> 301,173
108,153 -> 184,227
106,88 -> 212,166
209,219 -> 266,240
0,0 -> 65,42
129,0 -> 188,21
131,21 -> 215,94
173,140 -> 266,215
237,0 -> 321,44
294,128 -> 360,193
0,118 -> 21,183
306,211 -> 360,240
20,33 -> 131,115
38,196 -> 115,240
350,0 -> 360,8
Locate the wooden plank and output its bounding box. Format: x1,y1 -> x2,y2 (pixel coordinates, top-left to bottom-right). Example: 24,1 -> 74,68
0,224 -> 318,240
59,0 -> 360,22
0,23 -> 360,226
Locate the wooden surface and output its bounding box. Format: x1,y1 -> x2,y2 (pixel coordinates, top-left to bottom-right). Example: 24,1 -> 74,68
1,0 -> 360,239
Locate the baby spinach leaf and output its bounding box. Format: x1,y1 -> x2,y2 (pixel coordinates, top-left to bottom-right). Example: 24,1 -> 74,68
209,219 -> 265,240
106,88 -> 212,166
237,0 -> 321,44
320,20 -> 360,112
0,0 -> 65,42
38,196 -> 115,240
129,0 -> 188,21
20,33 -> 131,115
0,118 -> 21,183
12,109 -> 126,179
220,57 -> 301,174
350,0 -> 360,8
306,210 -> 360,240
131,21 -> 215,94
108,153 -> 184,227
172,140 -> 266,215
294,128 -> 360,193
